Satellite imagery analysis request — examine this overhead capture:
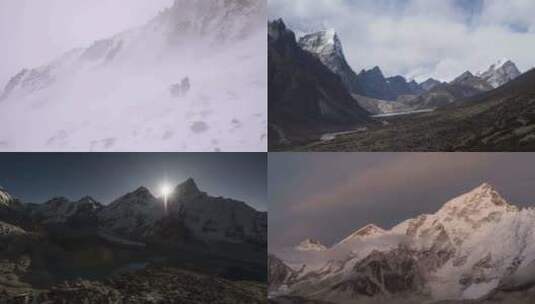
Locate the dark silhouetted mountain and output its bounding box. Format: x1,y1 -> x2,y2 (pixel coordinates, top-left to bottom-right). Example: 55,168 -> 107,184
298,30 -> 363,95
355,66 -> 422,101
268,19 -> 371,146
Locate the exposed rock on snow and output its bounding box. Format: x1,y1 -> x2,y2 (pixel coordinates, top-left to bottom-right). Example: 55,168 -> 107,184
269,183 -> 535,303
478,59 -> 522,88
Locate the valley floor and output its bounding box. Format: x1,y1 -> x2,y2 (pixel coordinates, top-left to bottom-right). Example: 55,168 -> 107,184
277,93 -> 535,152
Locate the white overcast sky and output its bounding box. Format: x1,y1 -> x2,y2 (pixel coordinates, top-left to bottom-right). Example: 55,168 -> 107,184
0,0 -> 173,88
269,0 -> 535,82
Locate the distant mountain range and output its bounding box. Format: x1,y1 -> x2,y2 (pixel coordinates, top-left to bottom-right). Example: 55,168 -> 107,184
0,179 -> 266,302
0,178 -> 266,247
269,184 -> 535,304
269,19 -> 531,151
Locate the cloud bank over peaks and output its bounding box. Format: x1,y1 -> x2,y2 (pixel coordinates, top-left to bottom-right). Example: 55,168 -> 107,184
269,0 -> 535,82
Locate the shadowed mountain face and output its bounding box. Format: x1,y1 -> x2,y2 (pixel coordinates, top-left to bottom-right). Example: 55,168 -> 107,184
268,19 -> 371,146
269,184 -> 535,304
0,178 -> 267,302
297,30 -> 422,101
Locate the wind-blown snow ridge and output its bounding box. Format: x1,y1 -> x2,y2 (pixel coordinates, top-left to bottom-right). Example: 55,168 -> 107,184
0,0 -> 267,152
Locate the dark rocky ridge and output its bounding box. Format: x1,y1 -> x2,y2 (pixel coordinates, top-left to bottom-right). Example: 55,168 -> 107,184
268,19 -> 371,146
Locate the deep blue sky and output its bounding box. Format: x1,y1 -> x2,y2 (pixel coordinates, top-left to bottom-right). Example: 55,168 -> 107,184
0,153 -> 267,211
269,153 -> 535,250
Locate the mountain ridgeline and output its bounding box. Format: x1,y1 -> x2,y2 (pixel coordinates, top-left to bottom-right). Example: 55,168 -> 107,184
0,178 -> 266,247
269,184 -> 535,304
0,0 -> 267,152
0,179 -> 267,302
268,19 -> 372,145
268,19 -> 532,151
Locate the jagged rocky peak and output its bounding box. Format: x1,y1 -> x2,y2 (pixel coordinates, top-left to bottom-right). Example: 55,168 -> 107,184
478,58 -> 521,88
452,71 -> 476,83
156,0 -> 265,43
111,186 -> 157,207
420,78 -> 442,91
268,18 -> 296,43
295,238 -> 327,251
174,178 -> 203,200
363,66 -> 385,78
298,29 -> 343,58
438,183 -> 517,220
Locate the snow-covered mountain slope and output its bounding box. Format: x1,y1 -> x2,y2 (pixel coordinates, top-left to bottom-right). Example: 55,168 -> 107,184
98,187 -> 164,238
295,239 -> 327,252
165,179 -> 267,245
478,59 -> 522,89
0,179 -> 266,248
0,0 -> 266,152
32,196 -> 103,224
269,183 -> 535,303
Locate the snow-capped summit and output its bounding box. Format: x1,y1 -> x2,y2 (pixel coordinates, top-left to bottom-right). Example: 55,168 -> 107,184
295,238 -> 327,251
437,183 -> 516,219
0,187 -> 13,207
33,196 -> 104,224
478,58 -> 521,88
297,29 -> 363,94
99,186 -> 164,238
298,29 -> 344,61
336,223 -> 386,246
174,178 -> 204,201
269,184 -> 535,303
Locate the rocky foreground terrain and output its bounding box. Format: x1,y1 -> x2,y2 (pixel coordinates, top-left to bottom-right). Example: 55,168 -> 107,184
291,69 -> 535,152
2,266 -> 266,304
